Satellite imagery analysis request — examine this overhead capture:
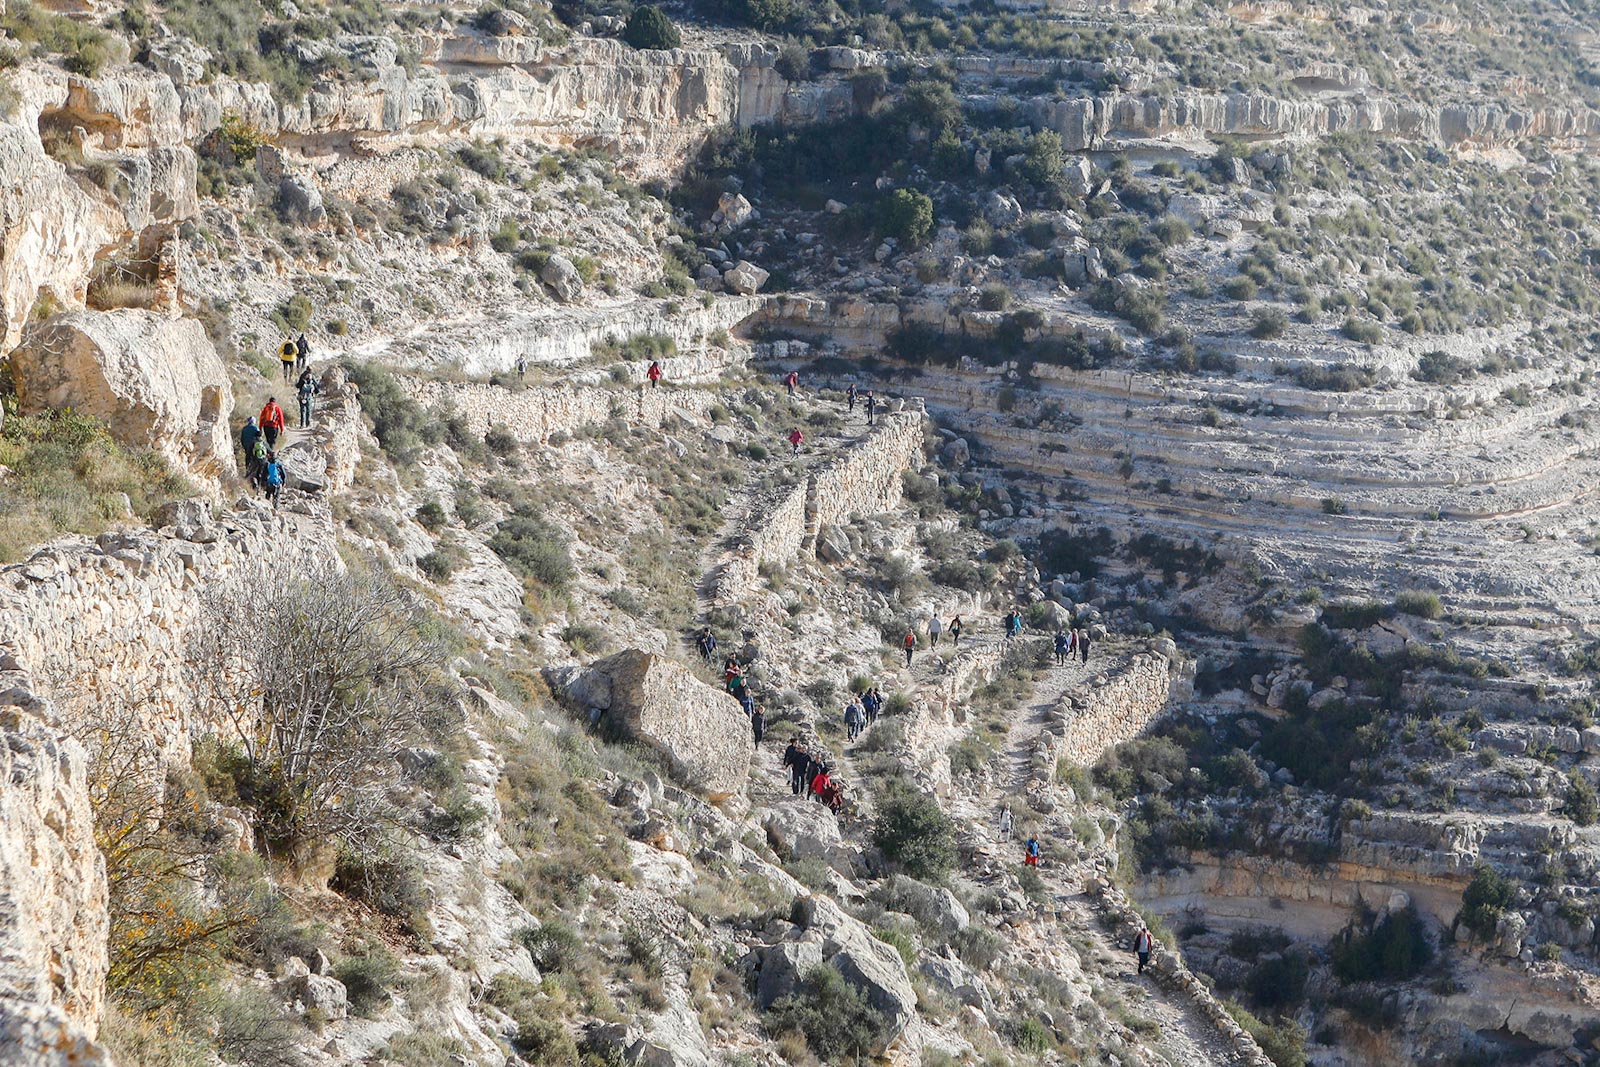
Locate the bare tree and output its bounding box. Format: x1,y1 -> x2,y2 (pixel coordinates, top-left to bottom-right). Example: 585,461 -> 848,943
188,564 -> 446,854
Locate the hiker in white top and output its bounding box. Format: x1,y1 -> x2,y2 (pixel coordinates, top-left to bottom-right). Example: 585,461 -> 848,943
999,804 -> 1014,842
928,613 -> 944,647
1134,926 -> 1155,975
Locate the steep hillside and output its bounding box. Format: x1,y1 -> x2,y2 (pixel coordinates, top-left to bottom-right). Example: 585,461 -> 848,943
4,0 -> 1600,1065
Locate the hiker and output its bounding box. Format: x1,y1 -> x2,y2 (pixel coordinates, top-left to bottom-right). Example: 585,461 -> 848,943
928,612 -> 943,647
740,690 -> 755,717
296,370 -> 317,429
263,450 -> 284,507
1134,925 -> 1155,975
863,687 -> 882,725
903,630 -> 916,667
1024,835 -> 1040,867
818,774 -> 844,813
294,332 -> 310,374
724,657 -> 741,685
1011,611 -> 1024,639
864,391 -> 877,423
783,738 -> 808,795
844,699 -> 865,741
729,672 -> 749,702
259,397 -> 286,451
279,339 -> 298,382
696,627 -> 718,662
751,705 -> 766,749
809,763 -> 832,802
1080,627 -> 1092,665
999,804 -> 1014,842
1054,630 -> 1070,666
516,355 -> 527,382
239,416 -> 261,468
248,435 -> 269,488
788,428 -> 804,457
846,382 -> 857,411
647,360 -> 663,388
1002,610 -> 1016,641
950,615 -> 963,646
784,369 -> 799,397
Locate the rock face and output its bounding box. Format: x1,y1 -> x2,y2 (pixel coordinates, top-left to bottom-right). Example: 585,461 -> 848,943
12,309 -> 234,472
591,650 -> 752,800
0,669 -> 111,1061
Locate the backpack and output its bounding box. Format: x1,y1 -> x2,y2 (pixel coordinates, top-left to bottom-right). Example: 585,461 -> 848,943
299,380 -> 314,401
251,439 -> 268,461
266,462 -> 284,486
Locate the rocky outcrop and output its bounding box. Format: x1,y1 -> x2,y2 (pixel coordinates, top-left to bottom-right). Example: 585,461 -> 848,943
0,669 -> 111,1064
1025,90 -> 1600,151
12,309 -> 234,473
584,650 -> 752,801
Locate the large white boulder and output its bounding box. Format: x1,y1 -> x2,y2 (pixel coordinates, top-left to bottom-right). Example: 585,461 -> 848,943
590,650 -> 752,800
12,309 -> 234,472
723,260 -> 769,295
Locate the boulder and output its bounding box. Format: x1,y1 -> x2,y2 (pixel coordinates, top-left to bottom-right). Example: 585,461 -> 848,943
713,192 -> 754,229
982,190 -> 1023,227
941,437 -> 970,468
540,254 -> 585,303
791,895 -> 917,1049
277,965 -> 348,1022
1063,157 -> 1093,198
755,935 -> 827,1008
590,650 -> 752,800
276,438 -> 328,493
11,309 -> 234,471
919,951 -> 986,1008
880,874 -> 969,933
815,526 -> 852,564
276,175 -> 325,225
762,797 -> 846,864
723,261 -> 769,295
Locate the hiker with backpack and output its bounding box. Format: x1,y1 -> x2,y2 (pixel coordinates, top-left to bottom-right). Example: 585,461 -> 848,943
279,339 -> 298,382
259,397 -> 286,450
1079,627 -> 1093,664
516,356 -> 527,382
295,333 -> 310,374
1024,835 -> 1040,867
263,450 -> 284,507
902,630 -> 916,667
296,369 -> 317,429
949,615 -> 963,646
247,435 -> 269,488
647,360 -> 663,388
846,382 -> 857,411
751,705 -> 766,749
844,698 -> 865,741
1054,630 -> 1070,666
788,428 -> 804,457
240,416 -> 261,468
784,369 -> 799,397
999,804 -> 1014,842
862,687 -> 882,725
1134,925 -> 1155,975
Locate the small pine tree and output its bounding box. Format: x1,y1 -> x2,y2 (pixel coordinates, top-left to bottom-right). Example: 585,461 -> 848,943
622,5 -> 680,49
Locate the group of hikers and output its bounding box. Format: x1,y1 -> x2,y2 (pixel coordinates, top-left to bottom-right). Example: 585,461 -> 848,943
240,343 -> 321,507
782,735 -> 847,813
898,609 -> 1092,668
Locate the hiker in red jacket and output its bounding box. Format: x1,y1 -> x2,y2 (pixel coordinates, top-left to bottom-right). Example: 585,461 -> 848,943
647,360 -> 663,388
788,428 -> 803,457
259,397 -> 287,450
903,630 -> 915,667
784,369 -> 799,397
1134,925 -> 1155,975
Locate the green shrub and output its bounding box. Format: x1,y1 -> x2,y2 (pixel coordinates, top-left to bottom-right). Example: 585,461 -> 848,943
946,925 -> 1004,970
978,283 -> 1012,311
622,5 -> 680,49
416,547 -> 461,584
414,500 -> 447,530
1567,771 -> 1598,827
766,965 -> 889,1064
489,511 -> 573,589
1341,316 -> 1385,344
1222,275 -> 1257,301
1330,905 -> 1432,983
1393,589 -> 1443,619
1224,1003 -> 1307,1067
335,947 -> 400,1016
872,783 -> 955,880
344,361 -> 441,463
488,974 -> 579,1064
876,188 -> 935,247
484,425 -> 519,457
1250,307 -> 1288,339
517,919 -> 583,972
1455,865 -> 1512,940
384,1033 -> 471,1067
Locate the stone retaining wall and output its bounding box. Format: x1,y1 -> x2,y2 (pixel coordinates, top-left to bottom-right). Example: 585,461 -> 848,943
0,499 -> 341,765
1055,652 -> 1174,768
904,637 -> 1048,795
402,378 -> 720,444
710,409 -> 926,605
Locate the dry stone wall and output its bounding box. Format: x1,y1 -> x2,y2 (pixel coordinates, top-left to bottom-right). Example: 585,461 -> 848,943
1054,652 -> 1174,768
0,498 -> 340,766
0,669 -> 109,1061
401,378 -> 720,443
711,409 -> 926,604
